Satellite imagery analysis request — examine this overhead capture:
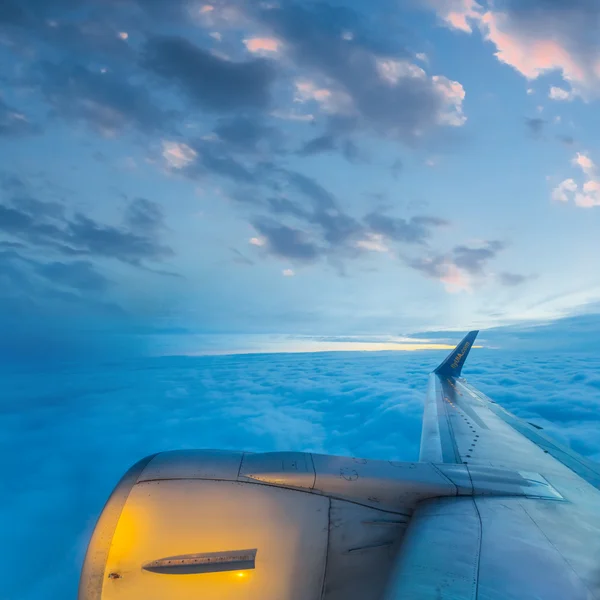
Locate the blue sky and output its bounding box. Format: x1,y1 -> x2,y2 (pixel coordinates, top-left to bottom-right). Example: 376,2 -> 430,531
2,0 -> 600,358
3,4 -> 600,596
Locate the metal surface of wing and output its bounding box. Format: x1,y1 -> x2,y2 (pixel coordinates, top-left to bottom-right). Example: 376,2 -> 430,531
393,331 -> 600,599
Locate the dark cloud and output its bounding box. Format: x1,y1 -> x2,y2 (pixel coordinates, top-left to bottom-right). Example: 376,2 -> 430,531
297,133 -> 363,163
499,272 -> 529,286
0,99 -> 40,137
284,171 -> 362,244
11,193 -> 65,220
453,241 -> 505,274
39,62 -> 172,134
66,214 -> 172,263
257,2 -> 461,142
365,212 -> 447,244
267,196 -> 309,219
0,184 -> 173,266
214,116 -> 282,153
125,198 -> 165,233
33,260 -> 110,292
143,35 -> 277,112
252,218 -> 321,261
231,247 -> 254,266
557,134 -> 575,146
525,117 -> 545,138
287,171 -> 336,209
407,240 -> 507,286
298,133 -> 337,156
0,173 -> 26,191
407,253 -> 447,279
241,169 -> 450,268
187,141 -> 258,184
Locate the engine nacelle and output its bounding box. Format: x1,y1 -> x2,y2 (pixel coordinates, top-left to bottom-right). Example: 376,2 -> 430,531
79,449 -> 554,599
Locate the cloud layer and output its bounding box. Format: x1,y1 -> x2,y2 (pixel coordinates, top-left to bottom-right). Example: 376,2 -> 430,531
2,345 -> 600,599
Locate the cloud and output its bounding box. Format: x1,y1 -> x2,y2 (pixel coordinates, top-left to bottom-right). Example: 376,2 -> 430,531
426,0 -> 483,33
499,272 -> 529,287
364,212 -> 448,245
162,141 -> 198,169
39,62 -> 171,135
143,35 -> 277,112
549,86 -> 575,101
524,117 -> 546,138
251,218 -> 321,261
66,214 -> 173,264
0,99 -> 40,137
244,37 -> 281,54
552,178 -> 578,203
553,152 -> 600,207
427,0 -> 600,100
182,140 -> 259,184
33,260 -> 110,292
231,247 -> 254,265
124,198 -> 166,233
230,167 -> 452,272
257,2 -> 467,142
0,247 -> 138,369
453,240 -> 505,275
409,254 -> 472,292
557,134 -> 575,146
297,133 -> 337,156
293,79 -> 353,115
408,240 -> 507,292
0,181 -> 173,265
213,116 -> 282,153
573,152 -> 596,177
355,233 -> 390,253
282,268 -> 295,276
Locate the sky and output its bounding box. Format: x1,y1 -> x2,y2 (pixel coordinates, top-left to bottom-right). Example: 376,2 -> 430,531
3,4 -> 600,597
2,0 -> 600,360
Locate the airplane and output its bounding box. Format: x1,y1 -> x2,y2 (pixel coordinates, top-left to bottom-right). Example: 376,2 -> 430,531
78,330 -> 600,599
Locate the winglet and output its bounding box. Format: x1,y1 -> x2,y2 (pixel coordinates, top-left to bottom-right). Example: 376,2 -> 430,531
434,330 -> 479,378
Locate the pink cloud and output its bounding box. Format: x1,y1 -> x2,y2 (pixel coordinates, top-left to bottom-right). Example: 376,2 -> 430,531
428,0 -> 483,33
162,141 -> 197,169
293,79 -> 354,115
572,152 -> 596,177
243,37 -> 281,53
440,263 -> 471,293
481,12 -> 585,84
429,3 -> 600,99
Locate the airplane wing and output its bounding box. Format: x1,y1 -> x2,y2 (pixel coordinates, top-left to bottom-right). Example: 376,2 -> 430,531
390,331 -> 600,599
78,332 -> 600,600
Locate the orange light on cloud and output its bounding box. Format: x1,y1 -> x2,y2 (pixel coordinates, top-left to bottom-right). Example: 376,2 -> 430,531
244,37 -> 281,53
481,12 -> 586,85
440,263 -> 471,293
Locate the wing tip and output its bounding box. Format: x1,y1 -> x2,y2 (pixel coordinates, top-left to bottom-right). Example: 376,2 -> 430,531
434,330 -> 479,378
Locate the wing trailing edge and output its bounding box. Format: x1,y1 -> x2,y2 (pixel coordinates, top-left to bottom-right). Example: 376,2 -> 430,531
433,330 -> 478,378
